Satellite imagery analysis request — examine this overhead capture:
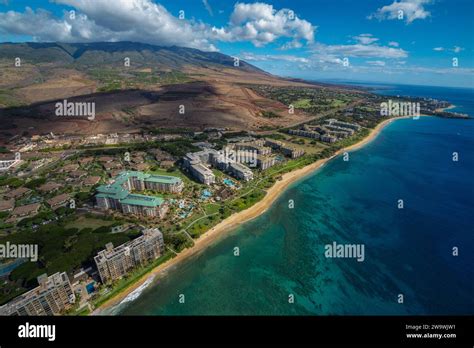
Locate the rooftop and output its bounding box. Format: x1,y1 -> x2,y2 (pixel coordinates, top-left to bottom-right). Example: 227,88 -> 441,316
120,194 -> 164,207
96,171 -> 179,208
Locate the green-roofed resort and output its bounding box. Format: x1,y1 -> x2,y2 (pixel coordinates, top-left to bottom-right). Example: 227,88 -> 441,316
95,171 -> 184,218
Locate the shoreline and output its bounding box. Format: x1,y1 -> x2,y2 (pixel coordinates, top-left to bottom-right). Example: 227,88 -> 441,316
436,104 -> 456,112
92,115 -> 412,315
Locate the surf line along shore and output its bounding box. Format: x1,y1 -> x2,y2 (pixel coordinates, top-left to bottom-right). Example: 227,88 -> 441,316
92,115 -> 419,315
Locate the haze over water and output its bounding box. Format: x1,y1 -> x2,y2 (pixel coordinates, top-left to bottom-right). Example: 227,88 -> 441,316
119,86 -> 474,315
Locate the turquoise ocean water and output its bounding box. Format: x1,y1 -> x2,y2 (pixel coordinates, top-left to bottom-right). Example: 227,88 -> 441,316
117,85 -> 474,315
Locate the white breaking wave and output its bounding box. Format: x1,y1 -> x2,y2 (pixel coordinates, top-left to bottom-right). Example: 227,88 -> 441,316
120,275 -> 156,305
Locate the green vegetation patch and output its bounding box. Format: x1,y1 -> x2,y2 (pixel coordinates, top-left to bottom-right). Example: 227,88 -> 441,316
260,110 -> 281,118
293,98 -> 312,108
0,89 -> 25,107
1,223 -> 140,290
64,217 -> 116,230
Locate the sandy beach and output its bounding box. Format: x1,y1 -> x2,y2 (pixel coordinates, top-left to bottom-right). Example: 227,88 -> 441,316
92,115 -> 409,315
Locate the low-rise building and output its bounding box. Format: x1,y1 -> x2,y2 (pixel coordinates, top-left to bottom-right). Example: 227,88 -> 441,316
324,125 -> 352,137
69,170 -> 87,179
288,129 -> 321,139
227,136 -> 256,143
326,119 -> 361,131
61,164 -> 79,172
83,176 -> 101,186
103,162 -> 122,171
78,157 -> 94,166
46,193 -> 71,209
216,187 -> 233,200
37,182 -> 63,193
0,199 -> 14,212
0,272 -> 75,316
159,160 -> 175,169
0,159 -> 22,172
11,203 -> 41,218
4,187 -> 31,200
98,156 -> 115,163
94,228 -> 165,284
133,162 -> 150,171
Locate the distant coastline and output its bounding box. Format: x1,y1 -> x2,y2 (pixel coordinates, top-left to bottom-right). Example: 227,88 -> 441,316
92,114 -> 420,315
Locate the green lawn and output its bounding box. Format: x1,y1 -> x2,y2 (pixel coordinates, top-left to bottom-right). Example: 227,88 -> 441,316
293,98 -> 312,108
64,217 -> 115,230
204,203 -> 221,215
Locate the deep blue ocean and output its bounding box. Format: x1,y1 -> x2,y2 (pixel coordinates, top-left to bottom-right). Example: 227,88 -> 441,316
117,84 -> 474,315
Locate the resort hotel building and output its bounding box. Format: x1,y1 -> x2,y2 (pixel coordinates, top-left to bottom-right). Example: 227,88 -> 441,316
183,151 -> 217,185
264,139 -> 305,159
96,171 -> 183,218
0,272 -> 75,316
183,149 -> 255,184
94,228 -> 165,284
288,119 -> 361,143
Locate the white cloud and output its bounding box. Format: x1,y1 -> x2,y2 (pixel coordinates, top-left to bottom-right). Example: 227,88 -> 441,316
388,41 -> 399,47
369,0 -> 433,24
279,39 -> 303,50
241,52 -> 310,63
311,42 -> 408,59
0,1 -> 218,50
292,40 -> 408,71
353,34 -> 379,45
367,60 -> 386,66
213,2 -> 315,47
433,46 -> 464,53
202,0 -> 214,17
0,0 -> 316,51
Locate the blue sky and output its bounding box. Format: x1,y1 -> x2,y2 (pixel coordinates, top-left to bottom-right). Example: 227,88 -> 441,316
0,0 -> 473,87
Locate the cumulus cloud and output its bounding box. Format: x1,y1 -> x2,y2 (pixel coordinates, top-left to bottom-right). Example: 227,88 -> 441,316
0,0 -> 315,51
388,41 -> 399,47
279,39 -> 303,50
212,2 -> 315,47
368,0 -> 433,24
0,1 -> 218,50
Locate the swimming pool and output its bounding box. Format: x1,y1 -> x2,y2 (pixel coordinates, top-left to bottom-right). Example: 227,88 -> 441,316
223,178 -> 235,187
201,189 -> 212,200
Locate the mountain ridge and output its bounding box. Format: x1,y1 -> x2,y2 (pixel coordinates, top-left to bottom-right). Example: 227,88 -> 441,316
0,41 -> 267,74
0,41 -> 324,139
